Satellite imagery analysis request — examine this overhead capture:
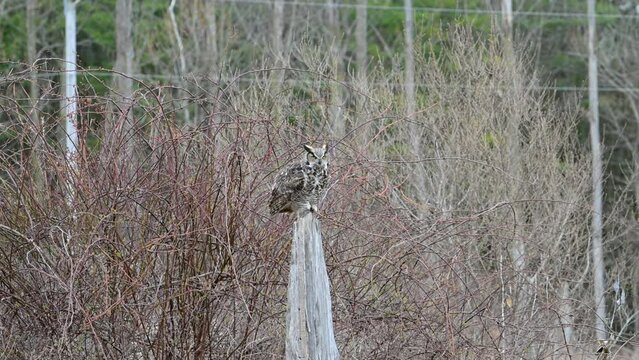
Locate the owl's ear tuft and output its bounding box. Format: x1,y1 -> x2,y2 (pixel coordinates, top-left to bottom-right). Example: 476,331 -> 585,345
303,144 -> 314,153
322,144 -> 328,152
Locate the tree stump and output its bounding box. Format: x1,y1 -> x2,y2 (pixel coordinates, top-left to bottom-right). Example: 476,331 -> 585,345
285,213 -> 339,360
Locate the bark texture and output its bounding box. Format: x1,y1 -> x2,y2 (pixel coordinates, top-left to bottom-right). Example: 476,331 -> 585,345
286,213 -> 339,360
587,0 -> 607,341
114,0 -> 134,161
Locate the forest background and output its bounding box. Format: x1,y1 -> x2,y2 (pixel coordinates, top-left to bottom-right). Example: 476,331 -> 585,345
2,0 -> 639,358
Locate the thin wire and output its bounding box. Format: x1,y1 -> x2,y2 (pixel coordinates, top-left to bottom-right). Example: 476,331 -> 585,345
11,70 -> 639,93
219,0 -> 639,20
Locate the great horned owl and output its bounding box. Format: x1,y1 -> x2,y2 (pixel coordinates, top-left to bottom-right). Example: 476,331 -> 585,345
269,144 -> 329,215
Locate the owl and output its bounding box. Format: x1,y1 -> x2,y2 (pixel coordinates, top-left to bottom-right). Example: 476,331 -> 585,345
269,144 -> 329,215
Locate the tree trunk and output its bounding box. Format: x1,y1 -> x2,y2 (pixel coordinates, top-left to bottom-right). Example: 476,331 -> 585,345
404,0 -> 427,206
404,0 -> 416,127
327,0 -> 344,139
168,0 -> 186,77
587,0 -> 608,341
355,0 -> 367,79
500,0 -> 533,353
27,0 -> 39,127
501,0 -> 512,38
204,0 -> 218,74
27,0 -> 43,188
558,282 -> 574,356
355,0 -> 368,146
114,0 -> 134,162
271,0 -> 286,121
168,0 -> 190,124
286,213 -> 339,360
63,0 -> 78,169
273,0 -> 283,63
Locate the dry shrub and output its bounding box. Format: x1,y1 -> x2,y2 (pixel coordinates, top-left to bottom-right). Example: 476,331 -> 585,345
0,29 -> 602,359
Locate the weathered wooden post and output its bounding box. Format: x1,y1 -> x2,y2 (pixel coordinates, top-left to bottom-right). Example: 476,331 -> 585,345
285,213 -> 339,360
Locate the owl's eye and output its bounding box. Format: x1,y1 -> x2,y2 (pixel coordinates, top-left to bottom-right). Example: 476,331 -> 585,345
307,153 -> 317,161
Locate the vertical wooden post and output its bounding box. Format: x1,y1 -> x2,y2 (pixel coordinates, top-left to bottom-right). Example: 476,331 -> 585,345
286,213 -> 339,360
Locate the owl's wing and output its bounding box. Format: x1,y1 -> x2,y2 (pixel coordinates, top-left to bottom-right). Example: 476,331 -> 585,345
269,164 -> 306,214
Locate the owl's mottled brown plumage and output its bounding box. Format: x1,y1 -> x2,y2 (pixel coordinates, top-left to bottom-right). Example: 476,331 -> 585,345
269,144 -> 329,215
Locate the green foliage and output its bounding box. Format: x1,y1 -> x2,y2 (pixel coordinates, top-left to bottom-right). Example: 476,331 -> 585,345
136,0 -> 174,73
548,53 -> 587,86
364,0 -> 493,66
0,9 -> 28,62
481,131 -> 501,149
78,0 -> 116,68
595,1 -> 622,15
557,159 -> 568,174
286,115 -> 298,126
